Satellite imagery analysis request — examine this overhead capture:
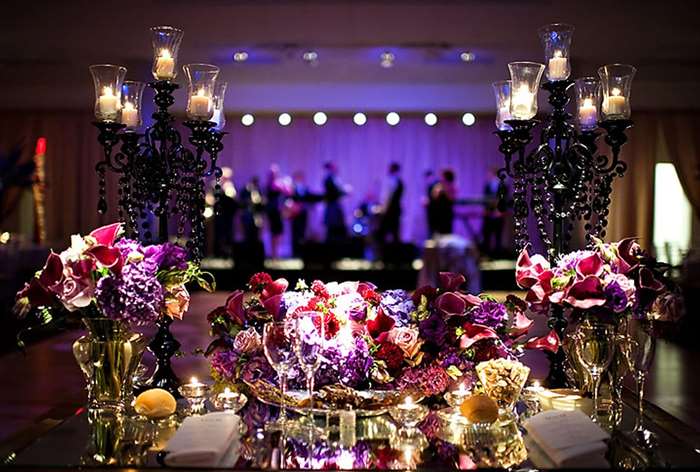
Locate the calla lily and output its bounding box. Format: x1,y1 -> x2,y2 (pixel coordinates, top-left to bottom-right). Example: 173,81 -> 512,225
367,309 -> 395,339
564,275 -> 607,309
438,272 -> 466,291
89,222 -> 122,246
509,310 -> 534,337
225,290 -> 246,324
575,253 -> 605,278
38,252 -> 63,288
263,294 -> 284,321
615,238 -> 641,274
85,245 -> 122,269
459,323 -> 500,349
262,278 -> 288,300
436,292 -> 467,317
516,249 -> 550,289
524,329 -> 561,353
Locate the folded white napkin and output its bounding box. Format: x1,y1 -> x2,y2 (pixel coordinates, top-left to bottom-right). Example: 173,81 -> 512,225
524,410 -> 609,469
165,412 -> 241,468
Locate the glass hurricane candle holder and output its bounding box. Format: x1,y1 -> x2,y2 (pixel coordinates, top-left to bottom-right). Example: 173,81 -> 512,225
179,377 -> 210,414
151,26 -> 183,81
508,62 -> 544,120
492,80 -> 513,131
183,64 -> 219,121
120,81 -> 145,129
599,64 -> 636,120
89,64 -> 127,122
575,77 -> 600,131
211,81 -> 227,130
389,396 -> 429,429
538,23 -> 574,82
211,387 -> 247,413
444,383 -> 472,408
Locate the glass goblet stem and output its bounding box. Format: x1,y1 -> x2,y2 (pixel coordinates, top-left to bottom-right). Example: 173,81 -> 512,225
279,372 -> 288,425
591,371 -> 602,423
635,372 -> 646,432
306,372 -> 315,419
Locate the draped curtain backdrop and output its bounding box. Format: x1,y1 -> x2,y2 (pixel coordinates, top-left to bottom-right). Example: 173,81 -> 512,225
0,109 -> 695,256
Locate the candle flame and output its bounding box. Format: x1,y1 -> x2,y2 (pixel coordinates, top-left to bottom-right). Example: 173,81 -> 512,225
190,376 -> 198,384
582,98 -> 594,107
404,396 -> 414,405
533,380 -> 541,388
553,50 -> 563,58
197,88 -> 206,97
123,101 -> 135,111
612,87 -> 621,96
101,86 -> 113,96
224,387 -> 231,395
160,49 -> 172,59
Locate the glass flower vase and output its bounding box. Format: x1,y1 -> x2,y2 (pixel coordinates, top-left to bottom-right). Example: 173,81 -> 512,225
73,318 -> 144,411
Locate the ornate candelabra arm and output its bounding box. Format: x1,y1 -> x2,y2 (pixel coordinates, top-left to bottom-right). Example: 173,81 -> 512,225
93,121 -> 126,214
116,131 -> 141,236
600,119 -> 633,171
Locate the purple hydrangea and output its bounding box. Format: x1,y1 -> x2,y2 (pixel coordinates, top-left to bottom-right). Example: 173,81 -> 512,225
380,289 -> 414,326
115,238 -> 144,260
604,280 -> 629,313
556,250 -> 595,274
418,312 -> 448,349
469,300 -> 507,329
339,337 -> 373,387
95,259 -> 163,325
210,349 -> 240,381
144,242 -> 189,270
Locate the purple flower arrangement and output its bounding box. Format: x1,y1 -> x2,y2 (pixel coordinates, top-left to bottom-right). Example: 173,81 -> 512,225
207,272 -> 537,397
15,223 -> 214,327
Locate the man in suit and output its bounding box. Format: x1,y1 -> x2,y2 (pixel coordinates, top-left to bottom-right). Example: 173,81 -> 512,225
376,161 -> 404,244
323,161 -> 348,243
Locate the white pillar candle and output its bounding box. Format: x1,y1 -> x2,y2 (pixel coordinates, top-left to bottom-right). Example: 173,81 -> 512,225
578,98 -> 598,128
603,88 -> 626,116
511,85 -> 535,119
189,89 -> 212,119
548,51 -> 568,81
155,49 -> 175,80
121,101 -> 139,127
98,86 -> 119,118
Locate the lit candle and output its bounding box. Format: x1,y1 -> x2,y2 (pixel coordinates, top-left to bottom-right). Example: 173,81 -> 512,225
98,86 -> 119,118
511,84 -> 535,119
603,87 -> 626,116
155,49 -> 175,80
578,98 -> 598,128
121,101 -> 139,128
189,88 -> 212,119
548,50 -> 568,81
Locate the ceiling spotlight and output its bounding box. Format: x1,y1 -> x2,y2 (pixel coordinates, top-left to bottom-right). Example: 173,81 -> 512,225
353,112 -> 367,126
424,113 -> 438,126
302,50 -> 319,65
241,113 -> 255,126
459,51 -> 476,63
386,112 -> 400,126
462,112 -> 476,126
313,112 -> 327,126
380,51 -> 395,68
233,51 -> 249,62
278,113 -> 292,126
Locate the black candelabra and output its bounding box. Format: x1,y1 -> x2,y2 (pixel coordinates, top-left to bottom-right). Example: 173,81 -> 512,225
496,80 -> 632,387
93,79 -> 225,397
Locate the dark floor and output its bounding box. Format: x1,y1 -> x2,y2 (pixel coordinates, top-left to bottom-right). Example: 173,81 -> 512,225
1,292 -> 699,443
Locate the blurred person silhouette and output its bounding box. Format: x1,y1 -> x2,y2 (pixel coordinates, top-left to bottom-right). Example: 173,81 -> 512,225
240,176 -> 265,245
322,161 -> 350,243
265,164 -> 291,259
431,168 -> 457,235
376,161 -> 404,244
286,170 -> 321,257
423,169 -> 439,237
212,166 -> 237,257
482,167 -> 507,257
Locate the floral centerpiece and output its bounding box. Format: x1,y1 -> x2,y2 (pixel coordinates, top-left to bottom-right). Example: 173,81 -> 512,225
14,222 -> 214,409
206,271 -> 538,399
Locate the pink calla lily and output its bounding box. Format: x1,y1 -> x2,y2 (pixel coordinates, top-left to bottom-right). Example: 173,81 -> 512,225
262,278 -> 288,300
436,292 -> 467,317
85,245 -> 121,269
509,310 -> 534,337
89,222 -> 122,246
524,329 -> 561,353
516,249 -> 550,289
438,272 -> 466,291
225,290 -> 246,324
564,275 -> 607,309
38,252 -> 63,288
459,323 -> 500,349
263,294 -> 284,320
575,253 -> 605,278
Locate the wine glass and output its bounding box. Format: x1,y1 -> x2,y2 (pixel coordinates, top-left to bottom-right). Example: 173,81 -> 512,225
263,321 -> 297,430
574,323 -> 615,423
292,311 -> 325,418
626,319 -> 657,438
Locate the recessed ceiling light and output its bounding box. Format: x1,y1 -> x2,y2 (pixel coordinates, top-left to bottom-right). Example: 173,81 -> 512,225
424,113 -> 438,126
386,112 -> 400,126
233,51 -> 249,62
462,112 -> 476,126
241,113 -> 255,126
353,112 -> 367,126
380,51 -> 395,68
278,113 -> 292,126
313,112 -> 327,126
460,51 -> 476,63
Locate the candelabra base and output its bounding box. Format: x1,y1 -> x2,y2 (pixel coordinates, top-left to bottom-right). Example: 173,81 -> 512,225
147,317 -> 182,398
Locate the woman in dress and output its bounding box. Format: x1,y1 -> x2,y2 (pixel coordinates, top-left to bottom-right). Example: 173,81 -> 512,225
265,164 -> 291,259
430,168 -> 457,235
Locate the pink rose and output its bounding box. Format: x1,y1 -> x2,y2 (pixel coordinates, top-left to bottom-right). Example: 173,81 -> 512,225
233,327 -> 262,354
53,273 -> 95,311
165,286 -> 190,320
386,327 -> 422,359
